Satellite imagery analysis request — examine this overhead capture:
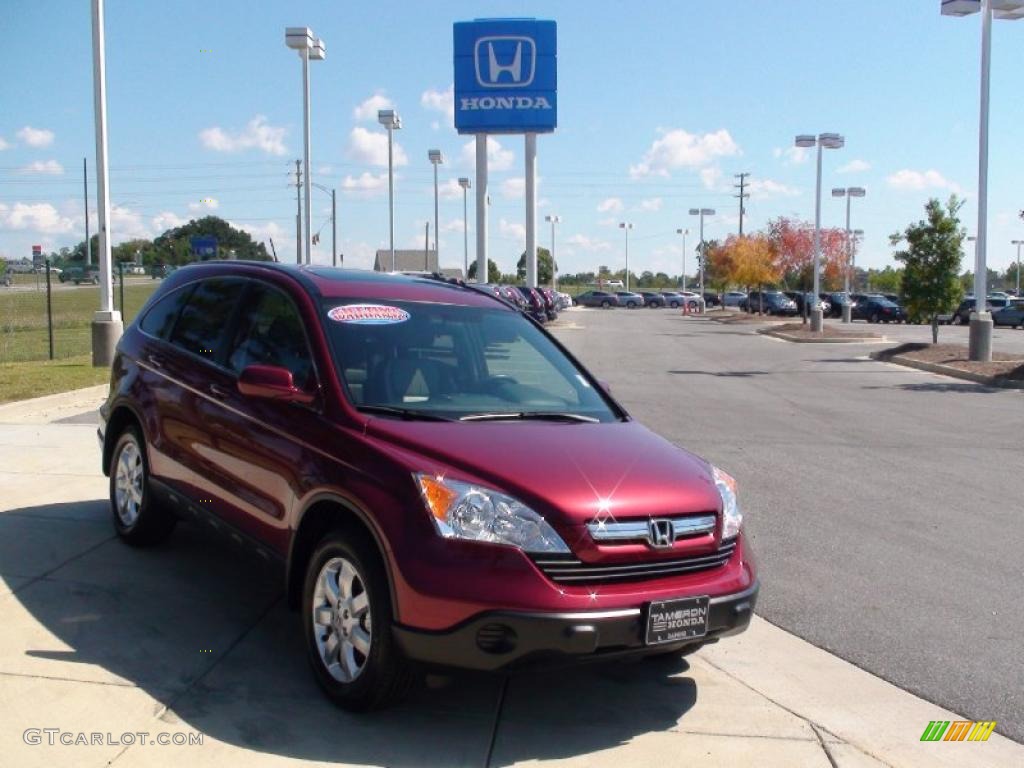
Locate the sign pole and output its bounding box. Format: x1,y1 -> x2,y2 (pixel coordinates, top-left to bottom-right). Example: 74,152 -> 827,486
525,133 -> 537,288
475,135 -> 488,282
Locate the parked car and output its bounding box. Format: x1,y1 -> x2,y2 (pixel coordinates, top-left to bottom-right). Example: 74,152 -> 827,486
59,266 -> 100,285
784,291 -> 831,318
742,291 -> 798,316
639,292 -> 665,308
515,286 -> 549,322
151,264 -> 177,280
820,292 -> 856,319
539,288 -> 559,321
701,292 -> 722,308
555,291 -> 573,310
992,299 -> 1024,328
852,296 -> 906,323
98,262 -> 757,710
615,291 -> 645,309
949,297 -> 1010,325
722,291 -> 747,308
574,290 -> 620,308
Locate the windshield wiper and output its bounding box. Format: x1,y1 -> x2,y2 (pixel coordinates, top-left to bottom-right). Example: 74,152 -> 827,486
460,411 -> 599,423
358,405 -> 452,422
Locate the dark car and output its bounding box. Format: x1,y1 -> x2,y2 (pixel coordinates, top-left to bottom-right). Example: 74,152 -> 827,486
821,292 -> 856,319
701,292 -> 722,308
574,290 -> 620,308
784,291 -> 830,318
615,291 -> 645,309
852,296 -> 906,323
59,266 -> 100,285
515,286 -> 549,322
639,292 -> 665,308
742,291 -> 798,316
992,299 -> 1024,328
98,262 -> 757,710
539,287 -> 559,320
658,292 -> 688,309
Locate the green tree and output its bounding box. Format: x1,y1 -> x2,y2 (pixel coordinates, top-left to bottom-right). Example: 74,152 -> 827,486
865,266 -> 904,294
467,258 -> 502,283
112,238 -> 157,264
153,216 -> 270,264
516,247 -> 554,284
70,234 -> 100,263
891,197 -> 964,342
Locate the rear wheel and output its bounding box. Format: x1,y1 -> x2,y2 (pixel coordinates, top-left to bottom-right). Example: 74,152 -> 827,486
109,427 -> 176,546
601,300 -> 611,308
870,312 -> 880,324
627,301 -> 637,308
303,530 -> 411,711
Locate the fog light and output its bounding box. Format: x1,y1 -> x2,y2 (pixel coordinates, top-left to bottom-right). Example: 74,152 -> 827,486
476,624 -> 517,654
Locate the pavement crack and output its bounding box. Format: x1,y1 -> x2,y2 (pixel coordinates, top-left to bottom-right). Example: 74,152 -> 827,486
484,674 -> 510,768
809,722 -> 839,768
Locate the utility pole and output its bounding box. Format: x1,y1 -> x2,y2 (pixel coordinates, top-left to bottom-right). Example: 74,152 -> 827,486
331,188 -> 337,267
83,158 -> 91,267
424,221 -> 430,271
294,160 -> 303,264
734,172 -> 750,236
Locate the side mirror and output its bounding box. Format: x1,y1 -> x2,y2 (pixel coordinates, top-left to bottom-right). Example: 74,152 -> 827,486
237,365 -> 314,405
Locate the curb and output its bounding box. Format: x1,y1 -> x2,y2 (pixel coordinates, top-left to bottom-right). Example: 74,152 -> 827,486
758,329 -> 886,344
868,352 -> 1024,389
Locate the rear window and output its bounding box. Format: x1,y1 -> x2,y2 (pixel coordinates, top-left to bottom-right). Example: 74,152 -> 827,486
169,278 -> 246,361
139,284 -> 195,340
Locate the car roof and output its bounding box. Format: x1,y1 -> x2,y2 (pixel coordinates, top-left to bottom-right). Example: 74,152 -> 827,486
163,261 -> 506,310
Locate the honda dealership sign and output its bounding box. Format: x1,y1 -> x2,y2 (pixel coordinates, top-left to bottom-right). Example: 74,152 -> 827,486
453,19 -> 557,134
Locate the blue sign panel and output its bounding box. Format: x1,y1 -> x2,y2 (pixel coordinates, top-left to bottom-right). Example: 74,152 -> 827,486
190,236 -> 218,260
454,19 -> 556,134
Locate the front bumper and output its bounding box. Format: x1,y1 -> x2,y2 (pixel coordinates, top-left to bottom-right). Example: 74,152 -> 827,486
393,581 -> 758,671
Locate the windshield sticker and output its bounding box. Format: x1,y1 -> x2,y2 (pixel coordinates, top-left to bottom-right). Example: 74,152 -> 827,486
328,304 -> 410,325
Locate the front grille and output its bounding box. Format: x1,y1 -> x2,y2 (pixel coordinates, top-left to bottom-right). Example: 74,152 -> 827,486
531,538 -> 737,585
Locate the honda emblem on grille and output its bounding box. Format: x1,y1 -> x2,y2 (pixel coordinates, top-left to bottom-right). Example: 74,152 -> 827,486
649,519 -> 674,548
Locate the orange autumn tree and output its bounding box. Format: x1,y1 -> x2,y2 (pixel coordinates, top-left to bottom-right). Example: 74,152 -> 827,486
766,217 -> 847,290
720,234 -> 782,314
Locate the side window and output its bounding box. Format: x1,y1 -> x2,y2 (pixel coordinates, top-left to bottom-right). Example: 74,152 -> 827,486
139,284 -> 195,340
169,278 -> 246,361
226,284 -> 314,389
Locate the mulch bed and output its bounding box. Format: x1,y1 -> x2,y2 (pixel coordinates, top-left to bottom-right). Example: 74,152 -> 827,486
874,343 -> 1024,382
707,313 -> 792,325
771,323 -> 881,339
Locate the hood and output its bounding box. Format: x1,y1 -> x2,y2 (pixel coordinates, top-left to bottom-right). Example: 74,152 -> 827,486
363,419 -> 721,526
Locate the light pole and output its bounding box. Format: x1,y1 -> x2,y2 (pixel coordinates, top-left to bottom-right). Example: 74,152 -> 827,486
851,229 -> 863,292
285,28 -> 325,265
942,0 -> 1024,359
428,150 -> 444,269
459,177 -> 471,280
378,109 -> 401,271
676,228 -> 689,290
546,215 -> 561,290
689,208 -> 715,309
1012,239 -> 1023,295
619,222 -> 633,291
832,186 -> 866,323
310,182 -> 337,267
796,133 -> 845,331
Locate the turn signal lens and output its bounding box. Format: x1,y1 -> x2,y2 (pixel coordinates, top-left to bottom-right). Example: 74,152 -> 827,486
418,475 -> 458,522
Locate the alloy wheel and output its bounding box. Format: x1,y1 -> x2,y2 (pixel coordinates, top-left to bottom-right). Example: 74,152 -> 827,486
113,439 -> 144,527
312,557 -> 372,683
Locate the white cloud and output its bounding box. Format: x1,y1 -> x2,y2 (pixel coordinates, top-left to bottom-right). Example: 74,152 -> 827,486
597,216 -> 619,227
501,177 -> 524,198
20,160 -> 64,175
17,126 -> 55,148
499,217 -> 525,243
460,136 -> 514,171
748,179 -> 799,199
597,197 -> 624,213
772,146 -> 809,165
421,84 -> 455,122
346,126 -> 408,167
440,217 -> 466,233
340,171 -> 390,196
565,234 -> 612,252
109,204 -> 151,241
0,202 -> 75,234
887,169 -> 961,194
188,197 -> 219,212
700,167 -> 724,190
636,197 -> 662,212
838,159 -> 871,174
353,92 -> 395,122
0,136 -> 10,151
199,115 -> 287,155
438,177 -> 466,201
629,129 -> 740,178
152,211 -> 187,232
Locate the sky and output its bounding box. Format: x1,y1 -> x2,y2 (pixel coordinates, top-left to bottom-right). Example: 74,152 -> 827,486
3,0 -> 1024,278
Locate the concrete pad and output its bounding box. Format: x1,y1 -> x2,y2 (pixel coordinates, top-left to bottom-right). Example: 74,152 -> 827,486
826,741 -> 892,768
0,424 -> 101,476
0,494 -> 109,522
490,728 -> 831,767
0,385 -> 107,425
701,617 -> 1024,768
0,514 -> 113,580
0,674 -> 174,768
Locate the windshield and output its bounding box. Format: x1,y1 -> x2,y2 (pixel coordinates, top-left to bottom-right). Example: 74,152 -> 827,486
323,300 -> 619,422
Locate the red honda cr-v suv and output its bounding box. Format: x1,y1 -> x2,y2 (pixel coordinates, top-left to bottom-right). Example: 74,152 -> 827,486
99,262 -> 758,710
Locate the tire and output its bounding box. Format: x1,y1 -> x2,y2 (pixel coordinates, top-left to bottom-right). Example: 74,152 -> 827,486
303,530 -> 412,711
601,300 -> 611,308
670,301 -> 680,309
870,312 -> 879,324
109,426 -> 176,546
627,301 -> 636,309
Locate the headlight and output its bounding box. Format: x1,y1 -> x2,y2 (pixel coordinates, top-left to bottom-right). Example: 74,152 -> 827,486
415,474 -> 570,554
712,466 -> 743,540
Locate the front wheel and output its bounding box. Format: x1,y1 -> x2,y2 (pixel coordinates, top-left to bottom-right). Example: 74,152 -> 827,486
303,531 -> 411,711
601,300 -> 611,308
109,427 -> 176,545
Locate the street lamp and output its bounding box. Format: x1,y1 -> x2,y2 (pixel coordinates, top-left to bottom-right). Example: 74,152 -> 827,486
619,222 -> 633,292
942,0 -> 1024,359
796,132 -> 845,331
689,208 -> 715,308
378,109 -> 402,271
285,27 -> 325,265
545,215 -> 561,290
1012,239 -> 1023,295
832,186 -> 866,323
428,150 -> 444,268
676,228 -> 689,290
458,177 -> 471,280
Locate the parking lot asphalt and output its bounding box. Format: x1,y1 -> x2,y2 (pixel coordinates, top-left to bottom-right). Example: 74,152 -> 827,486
552,308 -> 1023,742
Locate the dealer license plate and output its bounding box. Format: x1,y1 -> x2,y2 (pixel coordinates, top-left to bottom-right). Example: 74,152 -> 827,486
645,596 -> 709,645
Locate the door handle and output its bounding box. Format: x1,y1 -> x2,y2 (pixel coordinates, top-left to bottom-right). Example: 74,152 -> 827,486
208,384 -> 229,399
146,353 -> 165,370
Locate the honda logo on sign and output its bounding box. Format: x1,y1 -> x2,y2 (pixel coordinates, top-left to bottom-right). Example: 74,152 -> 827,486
475,36 -> 536,88
649,519 -> 674,549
